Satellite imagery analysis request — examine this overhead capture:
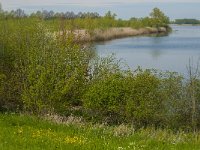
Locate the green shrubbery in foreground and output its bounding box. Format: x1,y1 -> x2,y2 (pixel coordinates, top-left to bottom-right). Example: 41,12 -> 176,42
1,114 -> 200,150
0,7 -> 200,132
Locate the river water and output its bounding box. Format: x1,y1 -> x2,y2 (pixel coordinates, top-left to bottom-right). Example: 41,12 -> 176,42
95,25 -> 200,75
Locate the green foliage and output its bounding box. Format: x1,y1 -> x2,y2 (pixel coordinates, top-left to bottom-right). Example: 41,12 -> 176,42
0,73 -> 6,109
104,11 -> 117,20
0,6 -> 170,31
150,8 -> 170,27
83,56 -> 125,110
0,19 -> 27,111
174,19 -> 200,25
20,24 -> 91,113
83,65 -> 200,130
0,19 -> 92,113
0,74 -> 5,91
125,70 -> 162,126
158,72 -> 190,129
1,5 -> 200,131
84,73 -> 127,113
193,79 -> 200,128
0,3 -> 2,13
84,68 -> 164,126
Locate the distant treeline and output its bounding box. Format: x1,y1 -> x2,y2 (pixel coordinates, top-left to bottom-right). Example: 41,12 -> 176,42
0,3 -> 118,20
0,3 -> 170,28
0,6 -> 170,33
1,8 -> 102,19
173,19 -> 200,25
0,2 -> 102,19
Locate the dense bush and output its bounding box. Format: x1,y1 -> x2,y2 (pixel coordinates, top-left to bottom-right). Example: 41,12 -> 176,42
0,19 -> 92,113
21,24 -> 92,114
84,72 -> 128,114
83,66 -> 200,130
125,70 -> 162,126
0,73 -> 6,110
83,69 -> 163,126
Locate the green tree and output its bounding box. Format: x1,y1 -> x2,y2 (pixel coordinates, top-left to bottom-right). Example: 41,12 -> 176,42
150,7 -> 169,27
0,3 -> 2,12
0,3 -> 3,16
104,11 -> 117,19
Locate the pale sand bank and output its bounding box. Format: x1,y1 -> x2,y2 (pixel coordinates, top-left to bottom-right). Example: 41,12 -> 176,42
59,27 -> 168,42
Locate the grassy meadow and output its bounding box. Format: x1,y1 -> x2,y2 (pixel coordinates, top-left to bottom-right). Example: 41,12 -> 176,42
1,113 -> 200,150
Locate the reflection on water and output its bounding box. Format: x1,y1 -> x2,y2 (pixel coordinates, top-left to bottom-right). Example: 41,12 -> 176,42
151,49 -> 163,58
95,25 -> 200,75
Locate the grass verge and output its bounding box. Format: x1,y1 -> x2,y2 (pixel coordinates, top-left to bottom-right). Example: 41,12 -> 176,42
0,113 -> 200,150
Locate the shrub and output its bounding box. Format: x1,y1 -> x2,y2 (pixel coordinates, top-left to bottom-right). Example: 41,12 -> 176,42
0,19 -> 27,111
83,72 -> 128,114
0,73 -> 6,110
125,70 -> 162,127
82,55 -> 125,122
0,19 -> 92,114
158,72 -> 190,129
20,24 -> 92,114
83,67 -> 165,127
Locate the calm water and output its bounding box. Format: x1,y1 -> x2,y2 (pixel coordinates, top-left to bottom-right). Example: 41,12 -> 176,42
95,25 -> 200,75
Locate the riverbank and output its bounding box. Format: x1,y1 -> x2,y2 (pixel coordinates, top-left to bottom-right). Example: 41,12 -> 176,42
60,27 -> 168,42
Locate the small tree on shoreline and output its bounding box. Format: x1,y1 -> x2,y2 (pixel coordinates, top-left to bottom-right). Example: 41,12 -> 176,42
150,7 -> 170,27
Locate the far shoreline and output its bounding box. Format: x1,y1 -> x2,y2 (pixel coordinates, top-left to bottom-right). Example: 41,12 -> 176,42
171,23 -> 200,26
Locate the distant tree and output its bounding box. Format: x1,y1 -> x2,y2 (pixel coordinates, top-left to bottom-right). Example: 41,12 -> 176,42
69,11 -> 75,19
48,10 -> 55,18
150,7 -> 169,27
30,11 -> 41,18
15,9 -> 26,18
63,11 -> 75,19
93,12 -> 100,18
0,3 -> 3,18
0,3 -> 3,13
42,10 -> 49,19
78,12 -> 83,18
6,9 -> 26,18
104,11 -> 117,19
53,12 -> 63,18
130,17 -> 138,21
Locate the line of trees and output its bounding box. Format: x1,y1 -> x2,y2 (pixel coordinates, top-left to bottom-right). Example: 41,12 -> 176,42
31,11 -> 101,20
0,3 -> 101,20
0,4 -> 169,29
1,8 -> 101,19
173,19 -> 200,25
0,11 -> 170,34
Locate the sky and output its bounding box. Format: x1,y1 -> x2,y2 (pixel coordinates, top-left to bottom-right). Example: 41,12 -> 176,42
1,0 -> 200,20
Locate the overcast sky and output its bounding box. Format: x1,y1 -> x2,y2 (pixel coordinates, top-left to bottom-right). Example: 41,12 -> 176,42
1,0 -> 200,19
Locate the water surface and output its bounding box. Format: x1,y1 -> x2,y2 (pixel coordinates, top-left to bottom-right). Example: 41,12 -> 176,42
95,25 -> 200,75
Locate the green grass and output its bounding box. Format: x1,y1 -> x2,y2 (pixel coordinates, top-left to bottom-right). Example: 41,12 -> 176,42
0,114 -> 200,150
